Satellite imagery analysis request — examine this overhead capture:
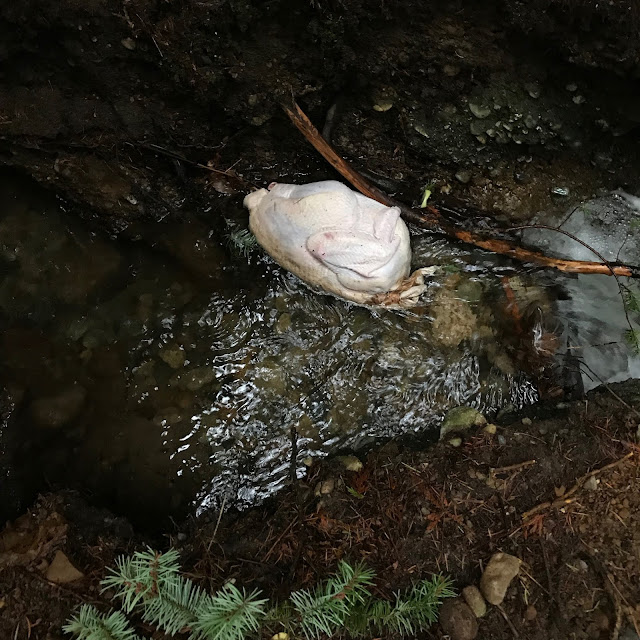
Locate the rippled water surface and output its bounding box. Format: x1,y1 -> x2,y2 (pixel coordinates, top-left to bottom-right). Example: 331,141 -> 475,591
1,174 -> 638,522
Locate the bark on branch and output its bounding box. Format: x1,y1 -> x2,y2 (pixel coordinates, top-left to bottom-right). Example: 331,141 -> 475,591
282,100 -> 640,278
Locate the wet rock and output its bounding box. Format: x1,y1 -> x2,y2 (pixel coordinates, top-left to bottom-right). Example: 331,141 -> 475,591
314,478 -> 335,496
431,287 -> 477,348
439,598 -> 478,640
159,344 -> 186,369
455,170 -> 472,184
525,82 -> 541,99
177,366 -> 215,391
30,385 -> 86,429
462,585 -> 487,618
337,455 -> 363,472
46,550 -> 84,584
441,406 -> 486,439
469,102 -> 492,119
551,186 -> 570,197
276,313 -> 291,334
480,552 -> 522,605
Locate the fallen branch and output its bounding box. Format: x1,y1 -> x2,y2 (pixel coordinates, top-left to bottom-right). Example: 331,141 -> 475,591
282,100 -> 640,278
521,451 -> 635,522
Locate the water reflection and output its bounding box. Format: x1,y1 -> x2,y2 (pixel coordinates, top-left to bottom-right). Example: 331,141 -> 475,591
1,174 -> 548,522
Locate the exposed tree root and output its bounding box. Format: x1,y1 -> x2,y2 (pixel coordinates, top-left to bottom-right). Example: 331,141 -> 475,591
282,100 -> 640,278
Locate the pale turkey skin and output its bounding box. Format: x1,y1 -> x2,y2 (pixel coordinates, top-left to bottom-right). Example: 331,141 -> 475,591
243,180 -> 430,307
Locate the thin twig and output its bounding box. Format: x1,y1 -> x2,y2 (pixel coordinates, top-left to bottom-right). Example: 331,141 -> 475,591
207,496 -> 227,552
491,460 -> 537,475
497,604 -> 520,638
522,452 -> 635,521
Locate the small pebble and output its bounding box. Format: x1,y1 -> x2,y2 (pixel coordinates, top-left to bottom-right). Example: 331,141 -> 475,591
525,604 -> 538,621
455,170 -> 472,184
584,476 -> 599,491
121,37 -> 136,50
462,585 -> 487,618
497,434 -> 506,446
314,478 -> 336,496
551,186 -> 570,197
449,437 -> 463,448
469,103 -> 492,119
484,423 -> 497,435
338,455 -> 363,472
521,417 -> 532,426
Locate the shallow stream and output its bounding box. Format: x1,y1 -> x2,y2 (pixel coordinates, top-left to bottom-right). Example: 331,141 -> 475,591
1,173 -> 639,523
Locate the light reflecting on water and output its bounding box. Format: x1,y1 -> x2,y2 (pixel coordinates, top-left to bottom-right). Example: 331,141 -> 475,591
0,174 -> 561,521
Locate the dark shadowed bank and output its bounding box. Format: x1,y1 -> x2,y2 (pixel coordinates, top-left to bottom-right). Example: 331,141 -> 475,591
1,382 -> 640,640
1,0 -> 640,228
1,2 -> 640,640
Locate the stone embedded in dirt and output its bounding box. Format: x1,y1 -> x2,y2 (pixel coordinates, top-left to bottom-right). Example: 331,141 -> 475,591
584,476 -> 599,491
439,597 -> 479,640
440,406 -> 486,439
484,423 -> 497,435
449,437 -> 463,448
462,585 -> 487,618
314,478 -> 335,497
480,552 -> 522,605
30,385 -> 87,429
524,604 -> 537,621
337,455 -> 363,472
45,550 -> 84,584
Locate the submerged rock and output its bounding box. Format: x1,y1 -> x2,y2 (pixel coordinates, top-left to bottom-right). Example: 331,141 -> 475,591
440,406 -> 486,439
30,385 -> 87,429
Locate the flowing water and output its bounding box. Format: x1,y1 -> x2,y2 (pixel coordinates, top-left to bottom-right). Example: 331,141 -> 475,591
1,173 -> 638,524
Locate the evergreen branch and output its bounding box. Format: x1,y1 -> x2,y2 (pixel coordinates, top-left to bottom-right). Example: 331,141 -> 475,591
346,574 -> 455,637
225,228 -> 258,257
290,561 -> 375,639
101,548 -> 182,613
143,575 -> 208,636
63,605 -> 141,640
191,583 -> 268,640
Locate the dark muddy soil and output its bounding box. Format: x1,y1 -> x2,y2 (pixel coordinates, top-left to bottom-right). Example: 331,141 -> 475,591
1,0 -> 640,232
2,381 -> 639,640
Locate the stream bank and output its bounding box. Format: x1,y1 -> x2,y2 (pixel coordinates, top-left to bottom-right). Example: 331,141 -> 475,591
1,381 -> 639,640
2,0 -> 640,230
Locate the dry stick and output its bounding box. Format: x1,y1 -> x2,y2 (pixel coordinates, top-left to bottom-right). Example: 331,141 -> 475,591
522,451 -> 635,522
282,100 -> 639,278
491,459 -> 537,475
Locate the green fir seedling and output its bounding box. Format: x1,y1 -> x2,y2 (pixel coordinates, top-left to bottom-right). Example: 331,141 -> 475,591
225,227 -> 258,257
192,584 -> 267,640
65,549 -> 453,640
288,561 -> 375,639
63,605 -> 140,640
